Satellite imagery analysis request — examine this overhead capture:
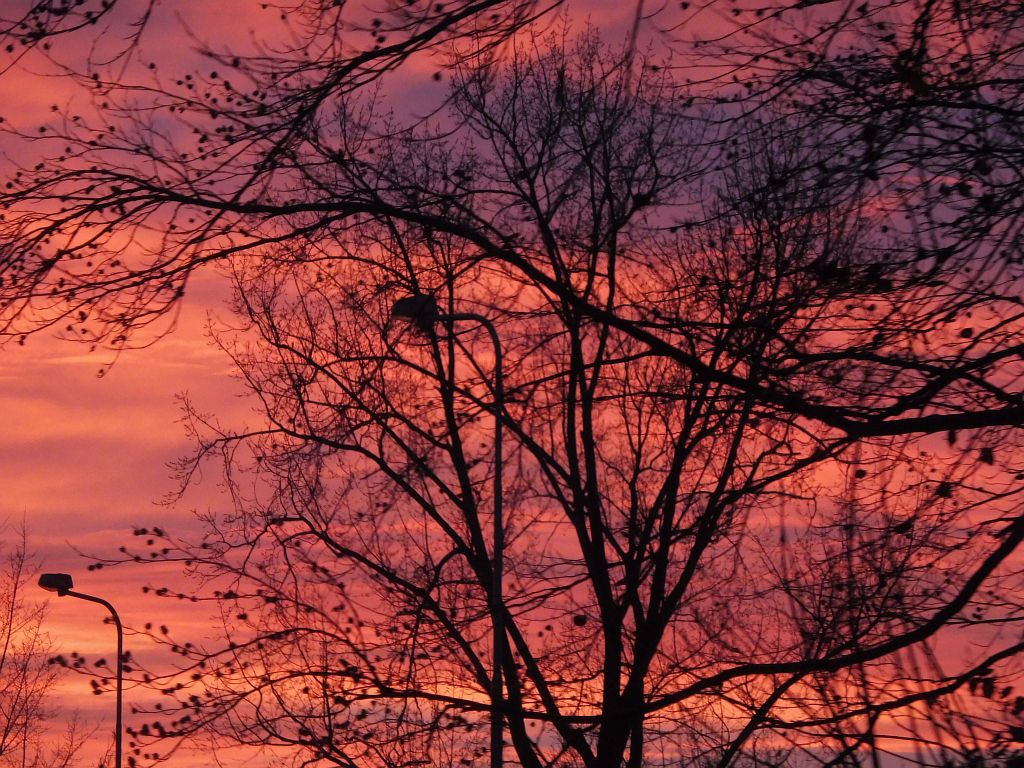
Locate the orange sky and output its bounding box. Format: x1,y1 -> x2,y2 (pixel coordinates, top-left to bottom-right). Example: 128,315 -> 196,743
0,268 -> 254,765
0,8 -> 525,768
0,2 -> 746,764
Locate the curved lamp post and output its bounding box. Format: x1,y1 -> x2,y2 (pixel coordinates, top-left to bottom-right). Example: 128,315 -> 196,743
391,294 -> 505,768
39,573 -> 123,768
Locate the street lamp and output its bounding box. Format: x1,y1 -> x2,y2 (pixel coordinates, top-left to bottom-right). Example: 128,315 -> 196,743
391,293 -> 505,768
39,573 -> 124,768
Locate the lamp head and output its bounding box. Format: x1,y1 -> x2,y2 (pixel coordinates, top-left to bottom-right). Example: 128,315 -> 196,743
38,573 -> 74,596
391,294 -> 440,333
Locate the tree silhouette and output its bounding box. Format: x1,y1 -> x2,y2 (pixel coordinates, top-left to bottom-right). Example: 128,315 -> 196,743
703,0 -> 1022,282
3,2 -> 1024,766
0,528 -> 87,768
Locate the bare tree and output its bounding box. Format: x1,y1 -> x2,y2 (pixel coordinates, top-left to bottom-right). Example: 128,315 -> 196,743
2,2 -> 1023,766
35,31 -> 1015,767
0,1 -> 143,71
1,1 -> 1020,432
0,527 -> 87,768
695,0 -> 1024,287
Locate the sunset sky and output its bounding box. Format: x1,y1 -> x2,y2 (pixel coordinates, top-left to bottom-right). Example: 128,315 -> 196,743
0,2 -> 652,763
0,5 -> 268,755
1,2 -> 1019,767
0,273 -> 245,764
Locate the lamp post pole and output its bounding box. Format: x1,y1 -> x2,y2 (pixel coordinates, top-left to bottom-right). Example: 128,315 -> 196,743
391,295 -> 505,768
39,574 -> 123,768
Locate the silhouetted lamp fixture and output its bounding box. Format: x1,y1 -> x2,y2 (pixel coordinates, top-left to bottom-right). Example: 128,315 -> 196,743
37,572 -> 74,595
391,293 -> 441,332
39,573 -> 124,768
391,293 -> 506,768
